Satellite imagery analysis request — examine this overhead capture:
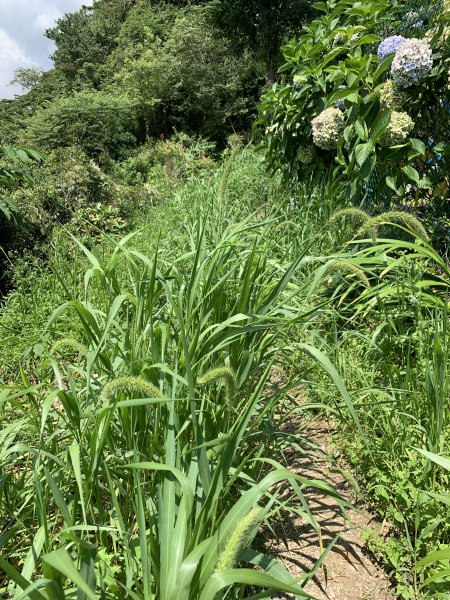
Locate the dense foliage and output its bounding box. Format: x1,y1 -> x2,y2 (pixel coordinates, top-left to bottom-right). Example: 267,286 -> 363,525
0,0 -> 315,275
257,0 -> 449,245
0,1 -> 449,598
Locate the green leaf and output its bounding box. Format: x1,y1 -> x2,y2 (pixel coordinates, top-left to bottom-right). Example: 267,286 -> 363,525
69,442 -> 87,524
386,175 -> 401,194
354,119 -> 368,142
0,557 -> 47,600
43,550 -> 97,600
297,343 -> 366,443
328,87 -> 358,104
78,543 -> 97,600
354,34 -> 382,45
402,165 -> 421,185
199,568 -> 312,599
312,2 -> 328,11
416,449 -> 450,471
409,138 -> 426,155
370,111 -> 391,142
414,547 -> 450,570
355,142 -> 374,167
373,56 -> 393,82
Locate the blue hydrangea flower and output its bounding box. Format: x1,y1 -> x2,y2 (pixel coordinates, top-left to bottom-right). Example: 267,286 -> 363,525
377,35 -> 407,60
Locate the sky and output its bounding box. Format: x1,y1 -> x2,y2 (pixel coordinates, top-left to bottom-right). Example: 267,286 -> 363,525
0,0 -> 93,99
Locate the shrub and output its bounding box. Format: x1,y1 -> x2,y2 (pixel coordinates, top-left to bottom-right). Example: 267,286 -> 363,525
113,134 -> 216,190
26,91 -> 137,159
257,0 -> 449,209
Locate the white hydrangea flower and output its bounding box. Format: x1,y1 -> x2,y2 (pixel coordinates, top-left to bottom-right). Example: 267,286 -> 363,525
379,80 -> 406,111
311,108 -> 345,150
380,111 -> 415,146
391,38 -> 433,88
297,145 -> 315,164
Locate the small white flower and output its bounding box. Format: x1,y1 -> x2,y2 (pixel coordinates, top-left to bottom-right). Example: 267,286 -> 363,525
332,33 -> 344,47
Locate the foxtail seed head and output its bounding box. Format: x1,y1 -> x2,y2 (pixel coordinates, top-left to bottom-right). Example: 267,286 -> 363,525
198,366 -> 237,403
216,506 -> 263,572
330,208 -> 370,227
330,208 -> 377,241
357,211 -> 429,242
325,261 -> 370,287
100,376 -> 163,402
50,338 -> 88,358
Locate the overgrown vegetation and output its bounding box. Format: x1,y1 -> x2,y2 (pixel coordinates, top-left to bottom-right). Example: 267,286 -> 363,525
0,0 -> 449,598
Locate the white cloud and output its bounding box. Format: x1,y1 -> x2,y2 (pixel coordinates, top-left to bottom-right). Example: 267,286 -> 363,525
33,10 -> 62,32
0,27 -> 31,66
0,26 -> 33,97
0,0 -> 94,99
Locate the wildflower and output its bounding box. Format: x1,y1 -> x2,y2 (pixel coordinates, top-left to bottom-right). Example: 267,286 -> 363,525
377,35 -> 407,60
391,38 -> 433,88
379,80 -> 406,111
297,145 -> 315,165
293,73 -> 308,86
332,33 -> 344,47
311,107 -> 345,150
380,111 -> 414,146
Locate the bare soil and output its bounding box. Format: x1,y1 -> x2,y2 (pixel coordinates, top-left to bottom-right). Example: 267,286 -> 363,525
265,419 -> 395,600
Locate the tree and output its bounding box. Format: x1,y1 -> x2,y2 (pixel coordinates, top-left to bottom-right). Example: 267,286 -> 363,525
110,5 -> 260,140
0,145 -> 42,223
210,0 -> 316,82
10,67 -> 44,92
26,91 -> 137,159
46,0 -> 138,88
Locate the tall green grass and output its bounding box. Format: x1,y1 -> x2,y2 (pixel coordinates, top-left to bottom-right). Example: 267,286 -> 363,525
305,219 -> 450,598
0,150 -> 354,598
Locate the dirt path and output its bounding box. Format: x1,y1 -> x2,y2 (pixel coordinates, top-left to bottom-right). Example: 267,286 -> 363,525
266,419 -> 395,600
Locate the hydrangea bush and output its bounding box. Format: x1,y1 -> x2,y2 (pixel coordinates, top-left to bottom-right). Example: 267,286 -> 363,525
257,0 -> 449,214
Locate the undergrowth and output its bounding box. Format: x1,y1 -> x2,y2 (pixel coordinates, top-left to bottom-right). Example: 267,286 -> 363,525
1,149 -> 449,598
